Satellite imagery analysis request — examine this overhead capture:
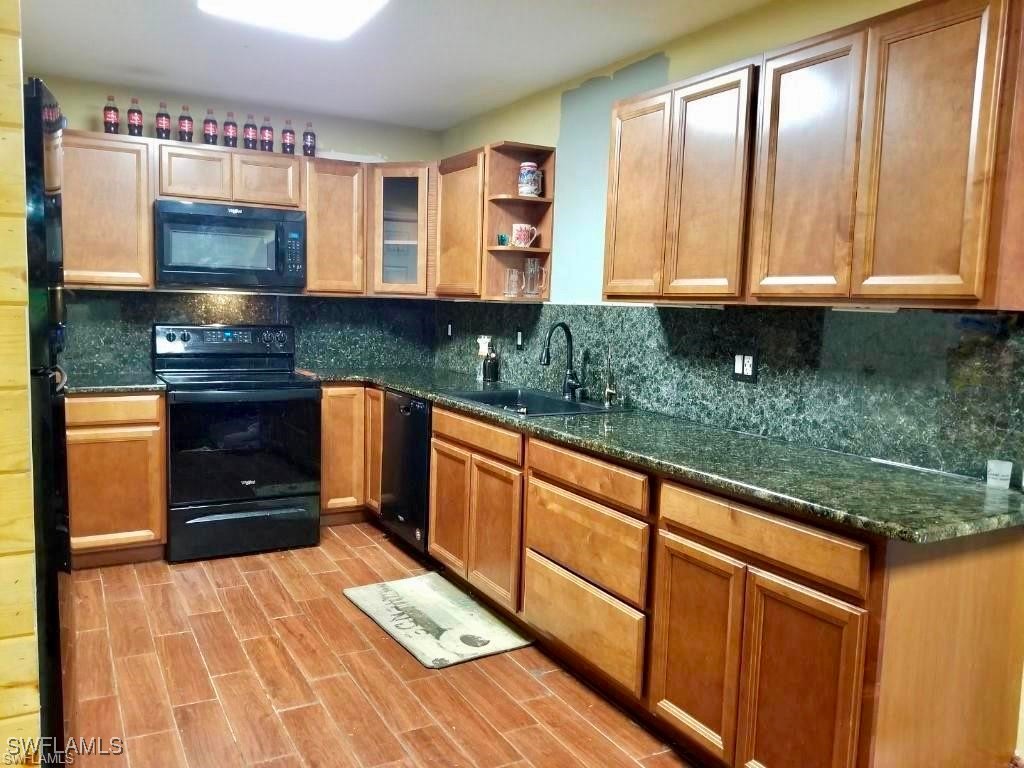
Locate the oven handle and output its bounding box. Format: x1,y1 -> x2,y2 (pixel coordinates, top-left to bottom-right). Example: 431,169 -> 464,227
168,388 -> 321,405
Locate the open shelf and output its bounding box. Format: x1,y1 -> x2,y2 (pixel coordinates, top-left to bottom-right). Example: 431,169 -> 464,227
488,194 -> 553,204
488,246 -> 551,254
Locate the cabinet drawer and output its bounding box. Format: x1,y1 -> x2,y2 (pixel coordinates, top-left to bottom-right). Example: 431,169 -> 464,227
528,439 -> 648,515
526,476 -> 649,608
433,409 -> 522,465
659,482 -> 869,598
66,394 -> 163,427
159,145 -> 232,200
522,549 -> 645,696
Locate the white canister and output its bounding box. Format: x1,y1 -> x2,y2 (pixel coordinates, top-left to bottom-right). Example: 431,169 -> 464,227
518,161 -> 542,197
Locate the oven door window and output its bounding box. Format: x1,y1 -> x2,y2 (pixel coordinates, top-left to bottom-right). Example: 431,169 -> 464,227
164,222 -> 277,271
168,398 -> 320,506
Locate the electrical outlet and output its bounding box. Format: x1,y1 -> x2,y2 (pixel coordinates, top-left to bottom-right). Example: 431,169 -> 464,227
732,352 -> 758,383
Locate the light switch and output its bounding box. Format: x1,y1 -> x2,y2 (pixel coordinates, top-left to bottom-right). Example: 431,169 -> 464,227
734,354 -> 744,375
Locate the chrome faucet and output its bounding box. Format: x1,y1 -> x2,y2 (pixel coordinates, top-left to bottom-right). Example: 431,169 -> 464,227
603,345 -> 618,408
539,321 -> 582,400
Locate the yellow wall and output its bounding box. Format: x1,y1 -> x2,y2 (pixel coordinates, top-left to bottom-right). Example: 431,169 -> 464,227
441,0 -> 915,155
0,0 -> 40,759
33,73 -> 443,162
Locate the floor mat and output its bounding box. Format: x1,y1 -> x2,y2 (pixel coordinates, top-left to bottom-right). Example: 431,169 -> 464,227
343,572 -> 531,668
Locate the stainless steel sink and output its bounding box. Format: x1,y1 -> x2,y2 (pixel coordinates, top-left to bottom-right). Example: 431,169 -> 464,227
446,388 -> 615,417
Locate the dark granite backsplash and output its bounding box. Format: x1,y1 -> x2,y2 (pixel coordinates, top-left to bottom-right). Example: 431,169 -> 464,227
432,303 -> 1024,480
61,292 -> 434,376
63,290 -> 1024,481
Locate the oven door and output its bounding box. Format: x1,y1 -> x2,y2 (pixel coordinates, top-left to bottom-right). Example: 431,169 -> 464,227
167,388 -> 320,507
154,200 -> 305,289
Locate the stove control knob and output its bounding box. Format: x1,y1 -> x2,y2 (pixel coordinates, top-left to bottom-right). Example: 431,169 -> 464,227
274,330 -> 287,345
261,330 -> 274,345
164,331 -> 176,342
180,331 -> 191,343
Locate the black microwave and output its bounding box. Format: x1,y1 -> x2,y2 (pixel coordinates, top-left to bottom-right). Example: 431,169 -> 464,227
154,200 -> 306,290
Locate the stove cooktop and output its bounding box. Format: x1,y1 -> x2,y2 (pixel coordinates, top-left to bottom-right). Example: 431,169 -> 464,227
157,370 -> 320,391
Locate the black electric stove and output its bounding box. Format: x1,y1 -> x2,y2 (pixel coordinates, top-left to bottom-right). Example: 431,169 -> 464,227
154,325 -> 321,562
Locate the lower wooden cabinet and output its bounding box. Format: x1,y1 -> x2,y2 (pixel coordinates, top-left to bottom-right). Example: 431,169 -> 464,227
428,419 -> 524,612
364,388 -> 383,514
321,385 -> 365,513
649,524 -> 867,768
65,394 -> 165,554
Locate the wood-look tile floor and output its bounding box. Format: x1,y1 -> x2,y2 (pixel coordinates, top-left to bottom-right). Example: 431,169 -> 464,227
69,522 -> 696,768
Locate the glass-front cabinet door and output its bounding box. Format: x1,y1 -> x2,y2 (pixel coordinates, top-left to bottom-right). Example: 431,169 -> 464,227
372,164 -> 428,294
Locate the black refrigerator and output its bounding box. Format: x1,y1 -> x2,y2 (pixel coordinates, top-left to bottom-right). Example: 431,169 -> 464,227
24,77 -> 70,751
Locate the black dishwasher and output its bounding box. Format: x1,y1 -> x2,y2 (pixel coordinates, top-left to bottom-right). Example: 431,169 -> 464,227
380,390 -> 431,553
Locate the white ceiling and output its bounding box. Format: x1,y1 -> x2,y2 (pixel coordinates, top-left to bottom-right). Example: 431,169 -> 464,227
23,0 -> 766,131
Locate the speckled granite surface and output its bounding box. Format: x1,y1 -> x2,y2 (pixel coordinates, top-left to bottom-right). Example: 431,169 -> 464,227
64,372 -> 166,394
310,367 -> 1024,544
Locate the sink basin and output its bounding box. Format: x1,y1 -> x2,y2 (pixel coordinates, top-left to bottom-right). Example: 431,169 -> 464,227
447,388 -> 614,417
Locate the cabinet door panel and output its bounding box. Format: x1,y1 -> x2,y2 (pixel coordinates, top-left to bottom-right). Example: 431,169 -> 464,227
748,33 -> 865,297
852,0 -> 1006,298
67,423 -> 165,551
321,386 -> 365,512
428,438 -> 471,575
372,165 -> 429,295
468,454 -> 522,610
604,93 -> 672,297
664,66 -> 754,297
436,151 -> 484,296
62,133 -> 152,287
307,160 -> 365,293
649,531 -> 746,764
159,145 -> 232,200
364,388 -> 383,514
736,568 -> 866,768
231,153 -> 304,207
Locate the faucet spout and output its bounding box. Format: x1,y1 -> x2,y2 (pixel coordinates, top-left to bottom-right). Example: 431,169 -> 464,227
539,322 -> 581,400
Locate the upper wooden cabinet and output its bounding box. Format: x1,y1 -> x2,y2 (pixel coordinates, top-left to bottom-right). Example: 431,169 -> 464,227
748,33 -> 865,298
61,131 -> 153,287
306,159 -> 365,293
664,65 -> 755,298
436,149 -> 484,296
369,164 -> 430,295
604,92 -> 673,297
232,152 -> 305,207
321,385 -> 365,513
851,0 -> 1006,299
159,144 -> 232,201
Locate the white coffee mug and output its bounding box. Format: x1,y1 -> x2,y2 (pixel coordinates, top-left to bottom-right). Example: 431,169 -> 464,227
511,223 -> 539,248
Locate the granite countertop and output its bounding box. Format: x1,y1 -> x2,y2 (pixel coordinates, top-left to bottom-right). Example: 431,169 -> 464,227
64,372 -> 166,394
310,366 -> 1024,544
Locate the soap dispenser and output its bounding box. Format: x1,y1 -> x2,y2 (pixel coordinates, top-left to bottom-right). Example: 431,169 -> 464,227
482,341 -> 501,383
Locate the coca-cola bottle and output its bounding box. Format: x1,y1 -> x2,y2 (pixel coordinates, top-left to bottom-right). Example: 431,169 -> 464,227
202,109 -> 218,145
155,101 -> 171,139
281,119 -> 296,154
103,95 -> 119,134
223,111 -> 238,148
302,121 -> 316,157
127,97 -> 143,136
243,113 -> 258,150
178,105 -> 194,142
259,116 -> 273,152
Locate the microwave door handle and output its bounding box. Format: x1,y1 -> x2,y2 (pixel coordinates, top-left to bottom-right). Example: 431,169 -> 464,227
276,223 -> 287,275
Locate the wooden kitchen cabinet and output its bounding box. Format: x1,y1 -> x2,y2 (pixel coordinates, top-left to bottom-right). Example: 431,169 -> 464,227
369,163 -> 430,295
159,144 -> 232,201
306,159 -> 365,293
436,148 -> 484,296
61,131 -> 153,287
231,152 -> 304,207
663,64 -> 755,298
467,453 -> 522,610
428,437 -> 472,573
364,388 -> 383,514
321,385 -> 365,513
851,0 -> 1006,299
649,530 -> 746,764
603,92 -> 672,297
747,32 -> 865,298
65,394 -> 165,556
735,568 -> 866,768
